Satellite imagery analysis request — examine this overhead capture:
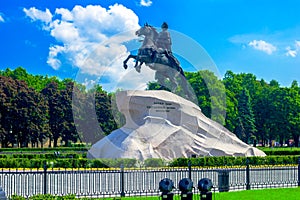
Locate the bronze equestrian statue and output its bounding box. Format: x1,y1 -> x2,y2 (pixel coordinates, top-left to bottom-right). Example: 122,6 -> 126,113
123,23 -> 194,100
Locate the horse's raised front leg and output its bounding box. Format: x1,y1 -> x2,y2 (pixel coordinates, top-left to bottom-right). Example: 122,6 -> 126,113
123,55 -> 137,69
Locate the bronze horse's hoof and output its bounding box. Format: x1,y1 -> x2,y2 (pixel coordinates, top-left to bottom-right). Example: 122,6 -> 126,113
135,66 -> 141,73
123,62 -> 128,69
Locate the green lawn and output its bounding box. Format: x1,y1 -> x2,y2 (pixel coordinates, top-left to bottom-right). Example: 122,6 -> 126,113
11,187 -> 300,199
97,187 -> 300,200
257,146 -> 300,151
213,187 -> 300,200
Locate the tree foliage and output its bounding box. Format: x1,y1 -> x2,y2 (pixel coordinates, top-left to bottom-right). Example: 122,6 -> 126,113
221,72 -> 300,147
236,89 -> 256,143
0,67 -> 120,147
149,69 -> 300,147
1,67 -> 300,148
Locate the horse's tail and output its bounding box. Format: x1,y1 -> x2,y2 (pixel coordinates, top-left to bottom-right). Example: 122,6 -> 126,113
178,66 -> 185,77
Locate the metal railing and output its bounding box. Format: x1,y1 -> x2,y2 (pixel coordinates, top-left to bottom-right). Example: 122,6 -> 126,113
0,158 -> 299,198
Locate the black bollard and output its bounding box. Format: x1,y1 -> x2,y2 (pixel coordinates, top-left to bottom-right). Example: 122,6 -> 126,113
200,191 -> 212,200
179,178 -> 193,200
159,178 -> 174,200
181,191 -> 193,200
161,192 -> 174,200
198,178 -> 213,200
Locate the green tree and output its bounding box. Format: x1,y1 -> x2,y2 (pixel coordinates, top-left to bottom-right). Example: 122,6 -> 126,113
13,80 -> 35,147
41,82 -> 63,147
252,79 -> 271,146
222,71 -> 241,132
287,80 -> 300,147
72,86 -> 104,145
236,89 -> 256,143
60,81 -> 78,146
261,82 -> 290,146
94,86 -> 118,135
30,89 -> 49,147
0,76 -> 48,147
0,67 -> 64,91
186,70 -> 226,124
0,76 -> 18,147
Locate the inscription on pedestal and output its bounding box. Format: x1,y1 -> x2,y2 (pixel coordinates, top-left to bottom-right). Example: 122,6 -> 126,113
146,101 -> 176,112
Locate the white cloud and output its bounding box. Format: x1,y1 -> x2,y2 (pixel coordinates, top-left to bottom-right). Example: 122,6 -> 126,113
295,40 -> 300,49
47,45 -> 65,70
285,46 -> 297,57
50,20 -> 80,43
23,4 -> 154,91
285,40 -> 300,58
0,13 -> 5,23
82,78 -> 96,88
23,7 -> 52,24
55,8 -> 73,21
248,40 -> 277,55
140,0 -> 153,7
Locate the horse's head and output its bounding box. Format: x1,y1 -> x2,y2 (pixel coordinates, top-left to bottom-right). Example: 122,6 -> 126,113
136,24 -> 158,39
136,24 -> 151,37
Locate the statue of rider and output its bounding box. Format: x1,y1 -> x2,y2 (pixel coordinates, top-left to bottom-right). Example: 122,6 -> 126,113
156,22 -> 172,52
156,22 -> 181,71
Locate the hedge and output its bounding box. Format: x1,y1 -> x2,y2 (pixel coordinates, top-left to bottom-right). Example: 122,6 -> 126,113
11,194 -> 76,200
144,158 -> 166,167
0,147 -> 89,153
262,149 -> 300,156
0,158 -> 138,168
0,158 -> 137,168
0,153 -> 87,160
168,156 -> 300,167
0,156 -> 298,168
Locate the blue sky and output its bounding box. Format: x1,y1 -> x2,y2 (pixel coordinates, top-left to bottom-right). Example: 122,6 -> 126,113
1,0 -> 300,90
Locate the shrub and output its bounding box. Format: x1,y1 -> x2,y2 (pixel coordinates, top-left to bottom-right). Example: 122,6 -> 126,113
259,147 -> 300,156
169,156 -> 299,167
89,159 -> 108,168
0,155 -> 298,169
11,194 -> 76,200
30,159 -> 44,168
0,147 -> 89,153
11,195 -> 26,200
144,158 -> 166,167
52,159 -> 72,168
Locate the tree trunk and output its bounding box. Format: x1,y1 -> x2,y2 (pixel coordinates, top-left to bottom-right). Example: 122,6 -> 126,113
1,141 -> 7,148
53,137 -> 58,147
22,141 -> 28,147
286,139 -> 289,147
48,138 -> 52,147
64,139 -> 70,147
279,137 -> 284,147
260,133 -> 265,146
253,139 -> 257,147
293,135 -> 299,147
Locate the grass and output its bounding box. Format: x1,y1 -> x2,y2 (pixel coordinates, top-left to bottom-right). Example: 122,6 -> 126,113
213,187 -> 300,200
11,187 -> 300,199
95,187 -> 300,200
257,146 -> 300,151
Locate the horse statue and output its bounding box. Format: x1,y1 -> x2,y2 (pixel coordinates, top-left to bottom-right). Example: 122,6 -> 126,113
123,24 -> 194,100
